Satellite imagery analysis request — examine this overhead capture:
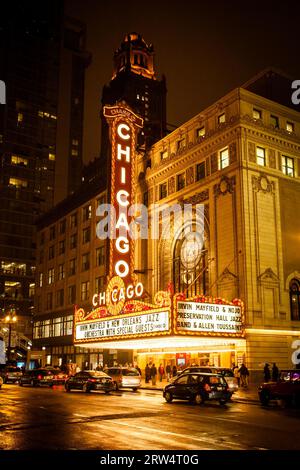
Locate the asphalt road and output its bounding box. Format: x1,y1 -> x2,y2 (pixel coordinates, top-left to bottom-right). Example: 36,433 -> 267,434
0,383 -> 300,450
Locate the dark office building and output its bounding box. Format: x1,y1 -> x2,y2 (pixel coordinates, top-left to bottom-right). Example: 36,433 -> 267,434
0,1 -> 90,343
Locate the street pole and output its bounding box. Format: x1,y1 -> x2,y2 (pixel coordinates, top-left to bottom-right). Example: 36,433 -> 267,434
7,322 -> 11,363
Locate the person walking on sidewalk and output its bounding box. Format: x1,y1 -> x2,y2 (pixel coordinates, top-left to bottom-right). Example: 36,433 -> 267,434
172,364 -> 177,378
271,363 -> 279,382
151,364 -> 157,386
158,364 -> 164,382
166,363 -> 171,382
239,363 -> 249,388
233,364 -> 240,387
263,363 -> 271,382
145,364 -> 151,383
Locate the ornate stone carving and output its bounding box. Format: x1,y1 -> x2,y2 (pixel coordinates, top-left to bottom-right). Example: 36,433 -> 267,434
248,141 -> 256,163
148,188 -> 153,204
258,268 -> 279,283
252,174 -> 275,194
206,157 -> 210,176
214,175 -> 235,197
184,189 -> 209,204
186,166 -> 194,185
269,149 -> 276,169
168,176 -> 175,195
218,267 -> 238,283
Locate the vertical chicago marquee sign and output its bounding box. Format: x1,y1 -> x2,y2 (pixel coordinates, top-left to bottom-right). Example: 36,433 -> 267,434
73,102 -> 245,346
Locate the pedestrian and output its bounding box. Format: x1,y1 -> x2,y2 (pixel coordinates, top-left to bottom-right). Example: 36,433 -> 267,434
239,363 -> 249,388
271,363 -> 279,382
166,363 -> 171,382
136,365 -> 142,376
263,363 -> 271,382
172,364 -> 177,378
145,363 -> 151,383
151,363 -> 157,386
158,363 -> 164,382
233,364 -> 240,387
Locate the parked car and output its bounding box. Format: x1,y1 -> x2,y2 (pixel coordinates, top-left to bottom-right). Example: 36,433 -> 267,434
44,368 -> 69,385
104,367 -> 141,391
0,366 -> 23,384
65,370 -> 114,393
258,369 -> 300,406
0,375 -> 3,388
163,372 -> 231,405
175,366 -> 238,393
19,368 -> 54,387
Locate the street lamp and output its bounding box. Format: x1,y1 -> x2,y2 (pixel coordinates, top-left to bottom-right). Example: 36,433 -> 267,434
5,314 -> 17,363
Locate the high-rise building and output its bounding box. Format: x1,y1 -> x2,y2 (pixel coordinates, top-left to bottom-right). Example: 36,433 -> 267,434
0,1 -> 90,352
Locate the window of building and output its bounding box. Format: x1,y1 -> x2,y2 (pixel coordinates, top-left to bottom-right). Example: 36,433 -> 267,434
56,289 -> 64,307
82,253 -> 90,271
81,281 -> 90,301
70,233 -> 77,250
39,251 -> 44,264
49,153 -> 56,161
58,240 -> 65,255
59,219 -> 66,235
82,205 -> 92,222
218,113 -> 226,124
196,127 -> 205,138
256,147 -> 266,166
29,283 -> 35,298
219,147 -> 229,169
290,279 -> 300,321
9,177 -> 28,188
39,273 -> 43,288
95,276 -> 105,294
11,155 -> 28,166
58,264 -> 65,281
69,259 -> 76,276
17,112 -> 23,124
159,183 -> 167,200
4,281 -> 21,299
270,115 -> 279,128
40,232 -> 45,245
50,226 -> 56,240
46,292 -> 53,310
196,162 -> 206,181
68,285 -> 76,305
71,149 -> 78,156
160,150 -> 168,160
286,121 -> 294,133
253,108 -> 262,120
48,268 -> 55,284
177,173 -> 185,190
49,245 -> 55,260
72,139 -> 79,146
282,155 -> 295,177
70,213 -> 77,229
96,246 -> 105,266
83,227 -> 91,244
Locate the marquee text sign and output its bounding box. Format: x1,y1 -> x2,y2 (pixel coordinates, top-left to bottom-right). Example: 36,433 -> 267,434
175,300 -> 243,337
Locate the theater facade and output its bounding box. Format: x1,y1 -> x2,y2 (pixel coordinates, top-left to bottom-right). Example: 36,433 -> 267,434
33,71 -> 300,378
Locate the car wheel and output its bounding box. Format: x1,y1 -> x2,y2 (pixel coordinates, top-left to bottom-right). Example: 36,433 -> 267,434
132,388 -> 138,392
164,391 -> 173,403
194,393 -> 204,405
19,381 -> 23,387
219,398 -> 227,405
82,383 -> 90,393
260,391 -> 270,406
104,391 -> 110,394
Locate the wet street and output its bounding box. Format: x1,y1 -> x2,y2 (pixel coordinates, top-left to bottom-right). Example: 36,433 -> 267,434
0,384 -> 300,450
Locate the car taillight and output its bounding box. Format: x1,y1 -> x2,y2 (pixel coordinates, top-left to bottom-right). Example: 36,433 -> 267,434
204,383 -> 211,392
37,375 -> 42,380
88,378 -> 96,382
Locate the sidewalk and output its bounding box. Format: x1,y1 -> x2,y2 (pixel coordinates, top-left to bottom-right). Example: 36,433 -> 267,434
140,378 -> 260,404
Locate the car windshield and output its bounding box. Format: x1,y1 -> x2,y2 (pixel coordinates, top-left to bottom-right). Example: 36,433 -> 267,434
122,368 -> 140,376
90,371 -> 108,377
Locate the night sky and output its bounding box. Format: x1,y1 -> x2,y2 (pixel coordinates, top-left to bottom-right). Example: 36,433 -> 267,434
65,0 -> 300,164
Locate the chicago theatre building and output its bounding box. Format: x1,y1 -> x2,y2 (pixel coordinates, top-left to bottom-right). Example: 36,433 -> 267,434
32,34 -> 300,379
